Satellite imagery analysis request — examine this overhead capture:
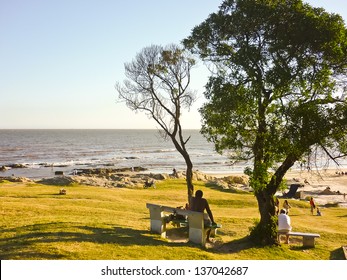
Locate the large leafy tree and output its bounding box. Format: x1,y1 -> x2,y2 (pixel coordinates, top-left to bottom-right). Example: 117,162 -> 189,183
116,44 -> 197,201
184,0 -> 347,245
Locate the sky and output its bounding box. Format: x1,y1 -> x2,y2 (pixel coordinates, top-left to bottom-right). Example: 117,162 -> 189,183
1,0 -> 346,129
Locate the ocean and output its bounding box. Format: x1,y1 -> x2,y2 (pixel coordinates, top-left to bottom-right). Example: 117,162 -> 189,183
0,129 -> 249,179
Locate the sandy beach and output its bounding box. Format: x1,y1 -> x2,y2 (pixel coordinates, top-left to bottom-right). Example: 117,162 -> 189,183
281,169 -> 347,207
210,168 -> 347,207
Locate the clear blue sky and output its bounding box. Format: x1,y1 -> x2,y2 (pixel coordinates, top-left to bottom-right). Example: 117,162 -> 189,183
1,0 -> 346,129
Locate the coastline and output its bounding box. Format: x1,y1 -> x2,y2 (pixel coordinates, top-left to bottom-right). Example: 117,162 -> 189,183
1,166 -> 347,208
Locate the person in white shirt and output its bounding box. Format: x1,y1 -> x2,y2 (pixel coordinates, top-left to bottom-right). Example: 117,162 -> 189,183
278,209 -> 292,244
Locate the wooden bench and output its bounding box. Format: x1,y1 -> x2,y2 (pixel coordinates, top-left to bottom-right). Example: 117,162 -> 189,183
278,231 -> 320,247
146,203 -> 221,246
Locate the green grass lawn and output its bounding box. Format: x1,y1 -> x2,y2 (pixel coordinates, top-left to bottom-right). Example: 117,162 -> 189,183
0,179 -> 346,260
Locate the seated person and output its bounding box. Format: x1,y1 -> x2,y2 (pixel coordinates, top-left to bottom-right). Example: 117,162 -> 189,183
316,208 -> 322,216
190,190 -> 216,242
278,209 -> 292,244
171,168 -> 178,178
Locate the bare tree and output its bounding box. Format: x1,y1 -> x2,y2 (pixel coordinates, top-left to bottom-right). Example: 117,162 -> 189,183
115,44 -> 197,201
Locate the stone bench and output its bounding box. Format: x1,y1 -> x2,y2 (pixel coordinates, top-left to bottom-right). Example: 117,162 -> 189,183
146,203 -> 221,246
278,231 -> 320,247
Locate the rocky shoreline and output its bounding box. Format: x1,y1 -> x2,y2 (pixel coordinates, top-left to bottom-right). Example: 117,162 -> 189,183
0,167 -> 250,191
1,167 -> 347,207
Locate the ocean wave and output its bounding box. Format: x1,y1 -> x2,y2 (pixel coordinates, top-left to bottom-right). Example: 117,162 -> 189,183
125,148 -> 177,154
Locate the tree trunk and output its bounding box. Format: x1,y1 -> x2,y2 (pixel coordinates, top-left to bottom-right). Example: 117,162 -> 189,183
170,134 -> 194,204
184,155 -> 194,203
251,154 -> 298,245
252,189 -> 278,245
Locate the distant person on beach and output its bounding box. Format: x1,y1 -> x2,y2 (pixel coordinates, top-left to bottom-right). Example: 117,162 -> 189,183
310,197 -> 316,215
283,200 -> 292,214
172,168 -> 178,178
278,209 -> 292,244
190,190 -> 216,242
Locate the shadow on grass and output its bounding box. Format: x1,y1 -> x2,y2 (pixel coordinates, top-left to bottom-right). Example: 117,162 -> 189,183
291,244 -> 347,260
210,236 -> 256,254
330,246 -> 347,260
282,238 -> 346,260
0,222 -> 187,260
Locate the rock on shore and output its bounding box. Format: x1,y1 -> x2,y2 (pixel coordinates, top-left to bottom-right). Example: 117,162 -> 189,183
0,176 -> 33,183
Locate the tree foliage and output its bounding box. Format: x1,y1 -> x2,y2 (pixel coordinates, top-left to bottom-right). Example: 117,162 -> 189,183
184,0 -> 347,244
116,44 -> 197,199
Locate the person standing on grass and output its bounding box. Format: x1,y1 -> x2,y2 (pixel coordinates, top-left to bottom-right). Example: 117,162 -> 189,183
310,197 -> 316,215
283,199 -> 292,214
172,168 -> 178,178
190,190 -> 216,243
278,209 -> 292,244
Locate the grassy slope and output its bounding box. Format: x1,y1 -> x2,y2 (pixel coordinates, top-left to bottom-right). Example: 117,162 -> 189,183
0,179 -> 346,260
